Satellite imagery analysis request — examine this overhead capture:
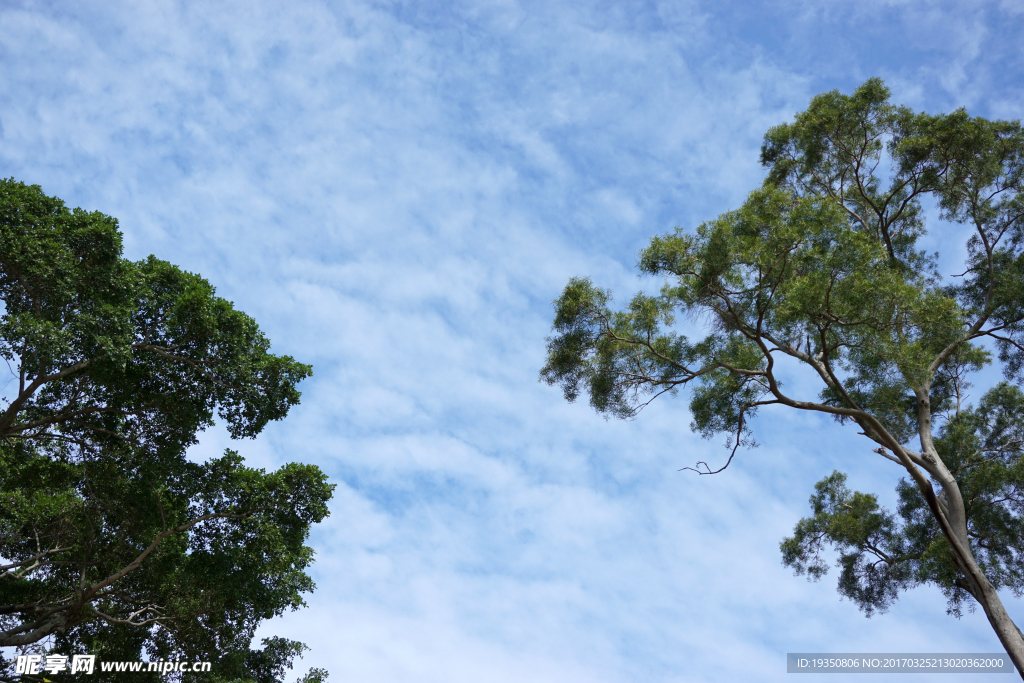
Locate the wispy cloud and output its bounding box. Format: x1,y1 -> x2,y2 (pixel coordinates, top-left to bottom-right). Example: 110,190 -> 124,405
2,0 -> 1022,680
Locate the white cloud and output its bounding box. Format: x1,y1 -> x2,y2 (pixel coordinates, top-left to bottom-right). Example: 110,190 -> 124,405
2,0 -> 1022,680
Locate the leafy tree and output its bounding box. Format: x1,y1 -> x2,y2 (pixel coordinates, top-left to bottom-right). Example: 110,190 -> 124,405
540,80 -> 1024,672
0,179 -> 334,682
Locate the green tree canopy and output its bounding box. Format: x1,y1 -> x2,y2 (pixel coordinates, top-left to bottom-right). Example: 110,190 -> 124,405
0,179 -> 333,682
541,79 -> 1024,673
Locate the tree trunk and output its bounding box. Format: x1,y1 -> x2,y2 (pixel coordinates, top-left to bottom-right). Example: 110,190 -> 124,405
959,555 -> 1024,679
908,390 -> 1024,677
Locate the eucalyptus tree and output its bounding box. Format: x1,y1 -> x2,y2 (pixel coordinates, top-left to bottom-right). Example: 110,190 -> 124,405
0,179 -> 332,682
540,80 -> 1024,671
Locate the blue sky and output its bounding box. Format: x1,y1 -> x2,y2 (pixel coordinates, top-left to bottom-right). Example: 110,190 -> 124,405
3,0 -> 1024,680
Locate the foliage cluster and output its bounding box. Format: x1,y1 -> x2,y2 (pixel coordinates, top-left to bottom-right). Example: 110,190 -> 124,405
0,179 -> 333,682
